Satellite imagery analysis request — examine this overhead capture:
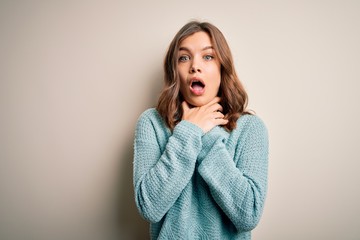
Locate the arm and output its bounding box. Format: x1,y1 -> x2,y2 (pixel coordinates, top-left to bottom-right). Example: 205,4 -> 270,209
133,111 -> 203,223
197,116 -> 269,231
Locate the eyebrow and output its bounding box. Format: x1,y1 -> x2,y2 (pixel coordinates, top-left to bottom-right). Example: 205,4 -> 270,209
179,46 -> 214,52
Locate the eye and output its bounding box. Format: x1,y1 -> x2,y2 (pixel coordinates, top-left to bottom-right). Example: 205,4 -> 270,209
179,55 -> 190,62
204,55 -> 214,61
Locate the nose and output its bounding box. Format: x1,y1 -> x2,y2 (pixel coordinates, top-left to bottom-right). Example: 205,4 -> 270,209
189,58 -> 201,73
190,67 -> 201,73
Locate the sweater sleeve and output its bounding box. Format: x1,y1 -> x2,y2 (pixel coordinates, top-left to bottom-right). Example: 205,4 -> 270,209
197,116 -> 269,232
133,112 -> 203,223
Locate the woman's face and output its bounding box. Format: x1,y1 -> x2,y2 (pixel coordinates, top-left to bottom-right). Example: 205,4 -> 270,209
178,31 -> 221,107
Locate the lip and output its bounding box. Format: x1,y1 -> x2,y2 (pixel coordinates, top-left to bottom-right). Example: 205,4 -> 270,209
189,77 -> 206,96
190,77 -> 205,86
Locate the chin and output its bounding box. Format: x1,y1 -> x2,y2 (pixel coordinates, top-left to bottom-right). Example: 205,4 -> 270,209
187,98 -> 211,107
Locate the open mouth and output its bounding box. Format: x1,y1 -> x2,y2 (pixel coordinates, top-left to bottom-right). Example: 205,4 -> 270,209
191,80 -> 205,89
190,78 -> 205,95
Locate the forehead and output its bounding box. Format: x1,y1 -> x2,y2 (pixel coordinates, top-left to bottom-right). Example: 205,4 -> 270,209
179,31 -> 213,50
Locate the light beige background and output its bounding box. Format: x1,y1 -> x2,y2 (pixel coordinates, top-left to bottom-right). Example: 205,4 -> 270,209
1,0 -> 359,239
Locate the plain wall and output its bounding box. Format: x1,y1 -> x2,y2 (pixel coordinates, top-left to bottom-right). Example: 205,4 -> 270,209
1,0 -> 360,239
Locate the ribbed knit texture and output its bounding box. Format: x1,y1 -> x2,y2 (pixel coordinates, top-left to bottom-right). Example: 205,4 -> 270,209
133,108 -> 268,240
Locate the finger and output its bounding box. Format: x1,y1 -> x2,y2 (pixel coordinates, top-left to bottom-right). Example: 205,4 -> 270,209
208,103 -> 223,113
214,118 -> 229,126
212,111 -> 225,119
205,97 -> 221,107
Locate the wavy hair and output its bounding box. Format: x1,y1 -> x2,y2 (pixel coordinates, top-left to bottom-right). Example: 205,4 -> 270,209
156,21 -> 250,131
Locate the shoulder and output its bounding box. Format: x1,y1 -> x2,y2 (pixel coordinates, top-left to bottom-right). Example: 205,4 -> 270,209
137,108 -> 162,122
138,108 -> 158,118
136,108 -> 166,131
236,114 -> 267,133
230,114 -> 268,146
233,114 -> 269,157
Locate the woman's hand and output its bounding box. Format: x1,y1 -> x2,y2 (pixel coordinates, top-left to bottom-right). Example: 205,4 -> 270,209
182,97 -> 228,133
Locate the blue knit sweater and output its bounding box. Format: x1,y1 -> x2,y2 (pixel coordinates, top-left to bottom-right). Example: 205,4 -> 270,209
133,108 -> 268,239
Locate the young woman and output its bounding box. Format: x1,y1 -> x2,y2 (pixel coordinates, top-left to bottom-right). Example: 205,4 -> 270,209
133,21 -> 269,239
